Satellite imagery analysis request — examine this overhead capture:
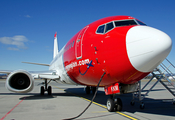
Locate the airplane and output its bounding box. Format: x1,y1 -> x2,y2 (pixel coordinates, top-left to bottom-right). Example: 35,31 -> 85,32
0,74 -> 7,79
0,15 -> 172,112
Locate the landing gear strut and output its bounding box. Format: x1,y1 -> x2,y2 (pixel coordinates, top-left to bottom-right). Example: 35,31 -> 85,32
106,95 -> 122,112
40,79 -> 52,95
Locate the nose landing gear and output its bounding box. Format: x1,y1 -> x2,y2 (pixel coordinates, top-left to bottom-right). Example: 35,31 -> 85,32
106,95 -> 123,112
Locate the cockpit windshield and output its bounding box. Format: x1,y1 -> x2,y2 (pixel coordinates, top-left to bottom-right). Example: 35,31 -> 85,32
96,19 -> 147,34
136,20 -> 146,26
115,20 -> 137,27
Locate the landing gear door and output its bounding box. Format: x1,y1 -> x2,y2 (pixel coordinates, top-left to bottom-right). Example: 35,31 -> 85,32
75,26 -> 89,60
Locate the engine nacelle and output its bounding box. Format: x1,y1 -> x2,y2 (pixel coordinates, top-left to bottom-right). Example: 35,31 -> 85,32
6,70 -> 34,93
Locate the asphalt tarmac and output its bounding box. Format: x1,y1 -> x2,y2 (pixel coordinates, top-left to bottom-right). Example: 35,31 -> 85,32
0,79 -> 175,120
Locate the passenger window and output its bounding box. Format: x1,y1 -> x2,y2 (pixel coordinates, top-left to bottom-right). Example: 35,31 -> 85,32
105,22 -> 114,33
96,25 -> 105,34
69,44 -> 71,49
72,41 -> 74,47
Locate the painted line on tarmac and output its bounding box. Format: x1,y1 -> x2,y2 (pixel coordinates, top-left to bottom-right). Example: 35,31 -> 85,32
52,85 -> 138,120
0,98 -> 25,120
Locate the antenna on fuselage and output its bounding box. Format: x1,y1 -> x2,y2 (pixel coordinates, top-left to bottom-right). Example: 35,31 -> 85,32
53,32 -> 59,59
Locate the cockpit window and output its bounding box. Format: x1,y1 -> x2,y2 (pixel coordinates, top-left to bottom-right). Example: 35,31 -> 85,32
96,25 -> 105,34
105,22 -> 114,33
96,22 -> 114,34
115,20 -> 137,27
96,19 -> 146,34
136,20 -> 147,25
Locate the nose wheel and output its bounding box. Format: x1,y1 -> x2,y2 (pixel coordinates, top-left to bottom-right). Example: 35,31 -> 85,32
106,97 -> 122,112
107,98 -> 115,112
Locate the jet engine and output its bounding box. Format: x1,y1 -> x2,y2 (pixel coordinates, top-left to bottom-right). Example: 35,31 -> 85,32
6,70 -> 34,93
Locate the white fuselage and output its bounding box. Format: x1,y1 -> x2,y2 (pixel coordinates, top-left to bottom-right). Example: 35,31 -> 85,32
49,46 -> 77,85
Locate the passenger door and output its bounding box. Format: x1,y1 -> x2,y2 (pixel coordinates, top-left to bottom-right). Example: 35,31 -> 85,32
75,26 -> 89,60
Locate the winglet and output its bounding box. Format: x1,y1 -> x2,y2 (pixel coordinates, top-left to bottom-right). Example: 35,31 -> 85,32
53,32 -> 59,59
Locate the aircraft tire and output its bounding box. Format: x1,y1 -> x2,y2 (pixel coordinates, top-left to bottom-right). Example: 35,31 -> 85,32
114,98 -> 122,111
48,86 -> 52,95
106,98 -> 115,112
40,86 -> 44,95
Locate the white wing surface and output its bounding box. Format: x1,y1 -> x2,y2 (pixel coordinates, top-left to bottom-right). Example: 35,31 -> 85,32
0,70 -> 60,93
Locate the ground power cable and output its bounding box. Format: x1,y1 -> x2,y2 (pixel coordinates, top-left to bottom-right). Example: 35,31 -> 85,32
63,72 -> 106,120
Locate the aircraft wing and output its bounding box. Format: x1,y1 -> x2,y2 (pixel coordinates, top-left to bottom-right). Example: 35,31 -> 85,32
29,70 -> 60,80
22,62 -> 50,66
0,70 -> 13,75
0,70 -> 60,80
0,69 -> 60,93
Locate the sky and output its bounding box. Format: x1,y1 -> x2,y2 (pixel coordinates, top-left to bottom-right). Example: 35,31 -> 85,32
0,0 -> 175,72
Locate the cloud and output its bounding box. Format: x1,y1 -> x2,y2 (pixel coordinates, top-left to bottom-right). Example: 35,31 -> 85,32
0,35 -> 28,50
24,15 -> 31,18
7,47 -> 20,51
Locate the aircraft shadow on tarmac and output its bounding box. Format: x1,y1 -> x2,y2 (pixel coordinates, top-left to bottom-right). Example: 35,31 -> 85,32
64,87 -> 175,118
18,92 -> 79,100
1,87 -> 174,118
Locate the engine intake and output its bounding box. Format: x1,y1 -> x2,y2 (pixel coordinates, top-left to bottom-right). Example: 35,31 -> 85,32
6,70 -> 34,93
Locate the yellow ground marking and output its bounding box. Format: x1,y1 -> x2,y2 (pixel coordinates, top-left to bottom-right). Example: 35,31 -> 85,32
52,84 -> 138,120
92,111 -> 108,113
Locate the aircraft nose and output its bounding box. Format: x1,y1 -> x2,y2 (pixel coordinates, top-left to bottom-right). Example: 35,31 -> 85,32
126,26 -> 172,72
